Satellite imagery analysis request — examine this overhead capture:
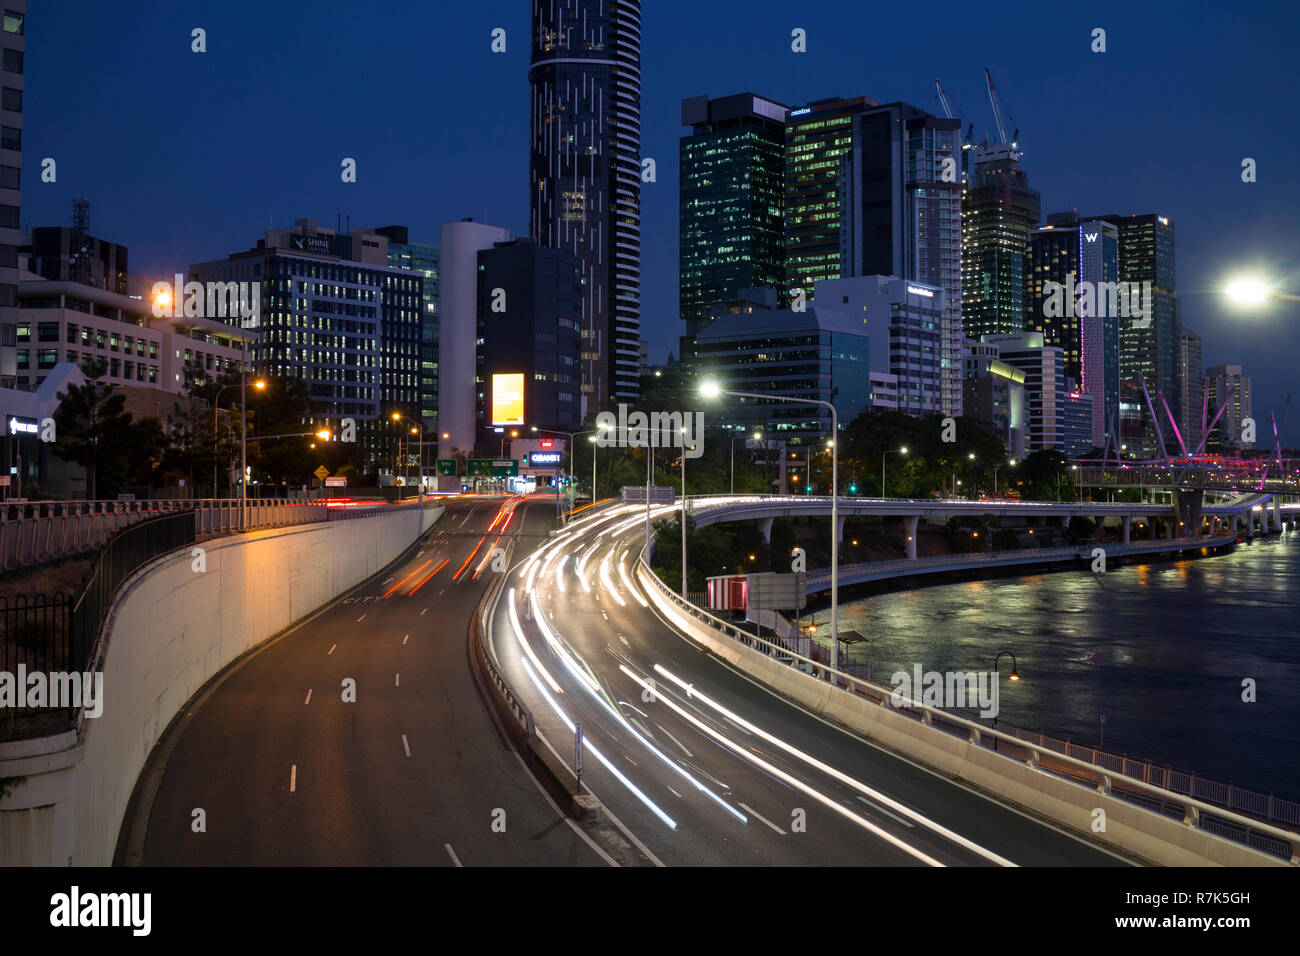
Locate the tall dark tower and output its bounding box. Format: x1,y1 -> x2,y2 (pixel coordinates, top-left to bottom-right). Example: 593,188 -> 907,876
529,0 -> 642,413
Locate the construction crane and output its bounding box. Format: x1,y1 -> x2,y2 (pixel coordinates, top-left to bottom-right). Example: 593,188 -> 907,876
984,67 -> 1009,145
934,78 -> 955,119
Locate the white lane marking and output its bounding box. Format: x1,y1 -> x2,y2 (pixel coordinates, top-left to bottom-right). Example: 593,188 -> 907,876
667,786 -> 683,799
438,589 -> 446,596
856,795 -> 915,828
738,802 -> 787,835
395,673 -> 400,687
328,644 -> 337,656
445,843 -> 463,867
618,634 -> 629,646
402,734 -> 411,757
402,634 -> 409,645
657,724 -> 694,758
289,765 -> 297,793
601,610 -> 608,620
356,614 -> 366,622
421,608 -> 429,616
629,716 -> 654,740
382,577 -> 394,585
304,689 -> 312,705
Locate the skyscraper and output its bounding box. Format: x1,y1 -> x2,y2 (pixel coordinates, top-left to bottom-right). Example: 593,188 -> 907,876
371,226 -> 440,437
961,144 -> 1040,339
0,4 -> 23,391
784,96 -> 877,302
679,93 -> 786,349
1178,327 -> 1203,453
1027,216 -> 1119,448
529,0 -> 642,412
839,102 -> 964,416
1074,213 -> 1178,458
1206,364 -> 1252,451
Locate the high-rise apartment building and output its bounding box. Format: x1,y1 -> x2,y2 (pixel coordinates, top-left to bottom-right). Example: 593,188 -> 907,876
961,144 -> 1040,339
983,332 -> 1072,454
529,0 -> 642,410
679,93 -> 786,351
1177,327 -> 1203,453
839,103 -> 964,416
1206,364 -> 1252,451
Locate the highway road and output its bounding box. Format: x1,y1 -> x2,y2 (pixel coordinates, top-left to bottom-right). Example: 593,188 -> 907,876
488,501 -> 1133,867
134,496 -> 616,866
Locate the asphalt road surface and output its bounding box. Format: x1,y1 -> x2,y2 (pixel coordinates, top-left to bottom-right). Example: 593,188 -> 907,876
487,501 -> 1132,867
137,496 -> 612,866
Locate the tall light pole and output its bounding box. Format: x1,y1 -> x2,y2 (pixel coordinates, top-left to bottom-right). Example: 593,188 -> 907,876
680,429 -> 693,597
213,377 -> 264,498
391,413 -> 428,503
701,381 -> 840,675
882,446 -> 907,498
994,458 -> 1015,497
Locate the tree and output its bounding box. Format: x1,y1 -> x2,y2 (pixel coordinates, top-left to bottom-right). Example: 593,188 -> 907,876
53,364 -> 135,500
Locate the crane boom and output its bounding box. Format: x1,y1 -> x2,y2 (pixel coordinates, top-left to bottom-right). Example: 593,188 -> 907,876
984,67 -> 1009,144
934,78 -> 955,119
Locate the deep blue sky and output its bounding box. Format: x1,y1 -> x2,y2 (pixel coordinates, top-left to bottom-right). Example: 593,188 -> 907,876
30,1 -> 1300,444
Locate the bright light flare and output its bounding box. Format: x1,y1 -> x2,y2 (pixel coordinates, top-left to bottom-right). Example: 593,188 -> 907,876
1223,275 -> 1273,307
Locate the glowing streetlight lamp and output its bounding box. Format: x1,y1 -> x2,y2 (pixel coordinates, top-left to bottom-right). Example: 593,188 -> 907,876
1223,274 -> 1300,307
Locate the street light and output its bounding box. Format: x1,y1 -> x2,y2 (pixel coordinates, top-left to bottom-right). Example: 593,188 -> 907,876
882,446 -> 907,498
212,377 -> 265,498
730,429 -> 764,495
994,458 -> 1015,497
1222,275 -> 1300,307
390,412 -> 429,502
701,379 -> 842,676
679,427 -> 694,598
991,651 -> 1021,748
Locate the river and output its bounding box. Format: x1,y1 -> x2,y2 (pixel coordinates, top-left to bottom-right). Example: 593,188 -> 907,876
834,530 -> 1300,802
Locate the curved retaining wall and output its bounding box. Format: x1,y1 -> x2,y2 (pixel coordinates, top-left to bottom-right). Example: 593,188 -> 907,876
0,505 -> 442,866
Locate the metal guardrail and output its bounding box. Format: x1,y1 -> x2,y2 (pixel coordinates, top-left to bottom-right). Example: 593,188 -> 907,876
803,536 -> 1237,589
0,497 -> 438,571
636,534 -> 1299,862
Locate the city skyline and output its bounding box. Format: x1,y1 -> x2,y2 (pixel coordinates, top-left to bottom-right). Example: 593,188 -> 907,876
21,1 -> 1299,444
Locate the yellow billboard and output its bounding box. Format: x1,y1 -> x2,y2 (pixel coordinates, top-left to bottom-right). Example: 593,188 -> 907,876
491,373 -> 525,425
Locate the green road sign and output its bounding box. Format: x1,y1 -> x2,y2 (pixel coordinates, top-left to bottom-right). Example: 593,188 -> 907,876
436,458 -> 458,477
468,458 -> 519,477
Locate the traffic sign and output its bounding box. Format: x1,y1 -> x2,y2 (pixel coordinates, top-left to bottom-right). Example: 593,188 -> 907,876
436,458 -> 458,477
468,458 -> 519,477
313,465 -> 330,480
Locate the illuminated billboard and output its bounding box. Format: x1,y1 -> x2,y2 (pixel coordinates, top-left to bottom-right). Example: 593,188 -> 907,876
491,373 -> 525,425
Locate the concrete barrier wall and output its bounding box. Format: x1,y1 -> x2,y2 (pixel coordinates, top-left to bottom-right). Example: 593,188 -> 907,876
640,565 -> 1288,867
0,505 -> 441,866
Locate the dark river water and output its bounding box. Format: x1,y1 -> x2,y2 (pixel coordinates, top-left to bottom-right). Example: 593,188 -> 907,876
834,529 -> 1300,802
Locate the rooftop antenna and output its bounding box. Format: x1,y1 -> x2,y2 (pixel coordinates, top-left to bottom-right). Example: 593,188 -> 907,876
69,198 -> 92,287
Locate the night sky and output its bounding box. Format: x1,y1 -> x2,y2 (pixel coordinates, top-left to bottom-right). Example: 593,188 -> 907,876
28,1 -> 1300,444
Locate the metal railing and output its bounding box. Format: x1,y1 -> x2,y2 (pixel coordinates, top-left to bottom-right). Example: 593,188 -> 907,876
636,534 -> 1299,862
803,536 -> 1237,589
0,496 -> 421,571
